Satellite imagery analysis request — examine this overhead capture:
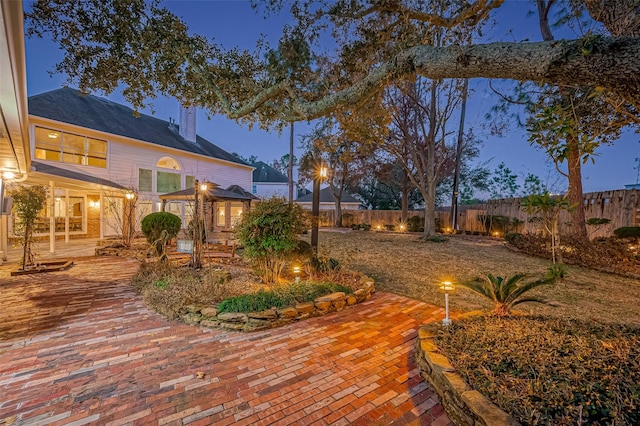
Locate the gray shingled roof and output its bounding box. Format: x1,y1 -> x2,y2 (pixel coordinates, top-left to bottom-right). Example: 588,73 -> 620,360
28,88 -> 248,166
297,187 -> 361,204
31,161 -> 126,189
252,161 -> 288,183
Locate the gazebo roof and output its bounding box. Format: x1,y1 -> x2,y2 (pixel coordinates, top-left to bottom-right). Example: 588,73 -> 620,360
160,184 -> 258,202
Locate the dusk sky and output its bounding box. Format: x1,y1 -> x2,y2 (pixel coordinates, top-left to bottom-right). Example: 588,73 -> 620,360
23,0 -> 640,195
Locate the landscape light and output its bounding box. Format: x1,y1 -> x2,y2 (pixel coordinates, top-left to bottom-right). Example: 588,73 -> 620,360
125,192 -> 135,200
438,281 -> 456,326
292,264 -> 302,283
200,182 -> 208,191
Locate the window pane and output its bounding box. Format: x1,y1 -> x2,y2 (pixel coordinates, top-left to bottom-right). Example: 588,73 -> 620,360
68,197 -> 84,217
185,175 -> 195,189
34,126 -> 107,167
68,197 -> 84,231
35,127 -> 61,162
185,202 -> 195,228
157,171 -> 181,193
230,203 -> 243,228
62,133 -> 85,165
87,138 -> 107,168
139,169 -> 152,192
156,157 -> 181,170
217,204 -> 226,227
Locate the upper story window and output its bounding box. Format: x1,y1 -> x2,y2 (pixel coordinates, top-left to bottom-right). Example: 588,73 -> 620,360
157,157 -> 181,170
34,126 -> 107,168
155,156 -> 182,193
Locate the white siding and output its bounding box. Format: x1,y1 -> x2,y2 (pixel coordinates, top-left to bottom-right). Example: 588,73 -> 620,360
29,117 -> 253,194
254,182 -> 290,199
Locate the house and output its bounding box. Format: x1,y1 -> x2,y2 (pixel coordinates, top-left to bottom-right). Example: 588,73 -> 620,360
4,87 -> 255,253
251,160 -> 291,199
0,1 -> 30,262
296,187 -> 362,211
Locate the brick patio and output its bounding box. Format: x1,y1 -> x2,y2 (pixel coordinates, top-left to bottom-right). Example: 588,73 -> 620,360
0,256 -> 451,425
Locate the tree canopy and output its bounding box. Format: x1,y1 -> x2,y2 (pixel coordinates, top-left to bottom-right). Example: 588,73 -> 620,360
26,0 -> 640,126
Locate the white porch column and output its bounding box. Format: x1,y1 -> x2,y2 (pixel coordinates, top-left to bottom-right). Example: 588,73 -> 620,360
64,188 -> 70,243
0,177 -> 6,262
1,214 -> 7,263
99,190 -> 104,240
49,181 -> 55,253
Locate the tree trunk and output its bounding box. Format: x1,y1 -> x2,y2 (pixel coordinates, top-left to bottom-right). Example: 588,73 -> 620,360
423,185 -> 437,237
565,135 -> 588,239
538,1 -> 588,241
22,222 -> 31,268
401,173 -> 408,222
451,79 -> 468,230
334,198 -> 343,227
288,122 -> 294,203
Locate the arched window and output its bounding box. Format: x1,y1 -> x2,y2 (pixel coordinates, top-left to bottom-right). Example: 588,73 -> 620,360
156,156 -> 181,170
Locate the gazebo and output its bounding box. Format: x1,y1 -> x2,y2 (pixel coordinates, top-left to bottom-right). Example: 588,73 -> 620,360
160,183 -> 258,233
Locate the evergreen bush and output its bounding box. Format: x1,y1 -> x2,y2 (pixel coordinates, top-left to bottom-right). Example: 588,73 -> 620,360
141,212 -> 182,255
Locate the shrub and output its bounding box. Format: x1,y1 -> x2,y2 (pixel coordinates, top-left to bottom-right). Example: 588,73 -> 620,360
507,233 -> 640,275
359,223 -> 371,231
311,255 -> 341,273
291,240 -> 313,260
217,281 -> 353,313
434,316 -> 640,425
141,212 -> 182,255
460,273 -> 556,316
586,217 -> 611,226
234,197 -> 307,283
504,232 -> 523,244
614,226 -> 640,239
546,262 -> 569,281
425,234 -> 448,243
131,262 -> 234,319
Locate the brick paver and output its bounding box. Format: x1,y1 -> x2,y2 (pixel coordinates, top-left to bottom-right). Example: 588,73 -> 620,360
0,257 -> 452,425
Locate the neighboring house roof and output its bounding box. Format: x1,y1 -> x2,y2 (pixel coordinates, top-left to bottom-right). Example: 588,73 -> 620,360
31,161 -> 126,189
297,187 -> 361,204
252,161 -> 288,183
28,88 -> 248,166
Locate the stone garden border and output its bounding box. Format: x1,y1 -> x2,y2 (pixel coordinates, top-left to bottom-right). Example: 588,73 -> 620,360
180,281 -> 375,332
415,325 -> 520,426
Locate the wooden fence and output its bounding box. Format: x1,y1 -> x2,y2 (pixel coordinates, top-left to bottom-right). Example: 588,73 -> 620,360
485,189 -> 640,239
319,189 -> 640,238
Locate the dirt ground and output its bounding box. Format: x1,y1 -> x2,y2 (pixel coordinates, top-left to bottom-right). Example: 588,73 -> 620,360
315,230 -> 640,325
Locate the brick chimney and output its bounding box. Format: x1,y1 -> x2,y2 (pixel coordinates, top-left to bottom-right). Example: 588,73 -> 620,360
179,105 -> 196,143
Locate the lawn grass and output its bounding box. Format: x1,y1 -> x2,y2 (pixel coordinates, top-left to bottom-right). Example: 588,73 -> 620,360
317,230 -> 640,325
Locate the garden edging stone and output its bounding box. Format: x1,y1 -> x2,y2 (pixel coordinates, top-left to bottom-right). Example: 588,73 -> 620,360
180,280 -> 375,332
415,325 -> 521,426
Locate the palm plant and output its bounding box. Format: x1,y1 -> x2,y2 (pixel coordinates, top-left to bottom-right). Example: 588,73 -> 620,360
460,273 -> 556,317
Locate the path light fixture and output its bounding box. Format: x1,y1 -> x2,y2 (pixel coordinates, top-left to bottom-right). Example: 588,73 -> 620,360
438,281 -> 456,326
311,163 -> 328,255
292,264 -> 302,284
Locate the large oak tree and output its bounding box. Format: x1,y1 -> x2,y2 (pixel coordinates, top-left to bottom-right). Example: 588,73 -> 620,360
26,0 -> 640,125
